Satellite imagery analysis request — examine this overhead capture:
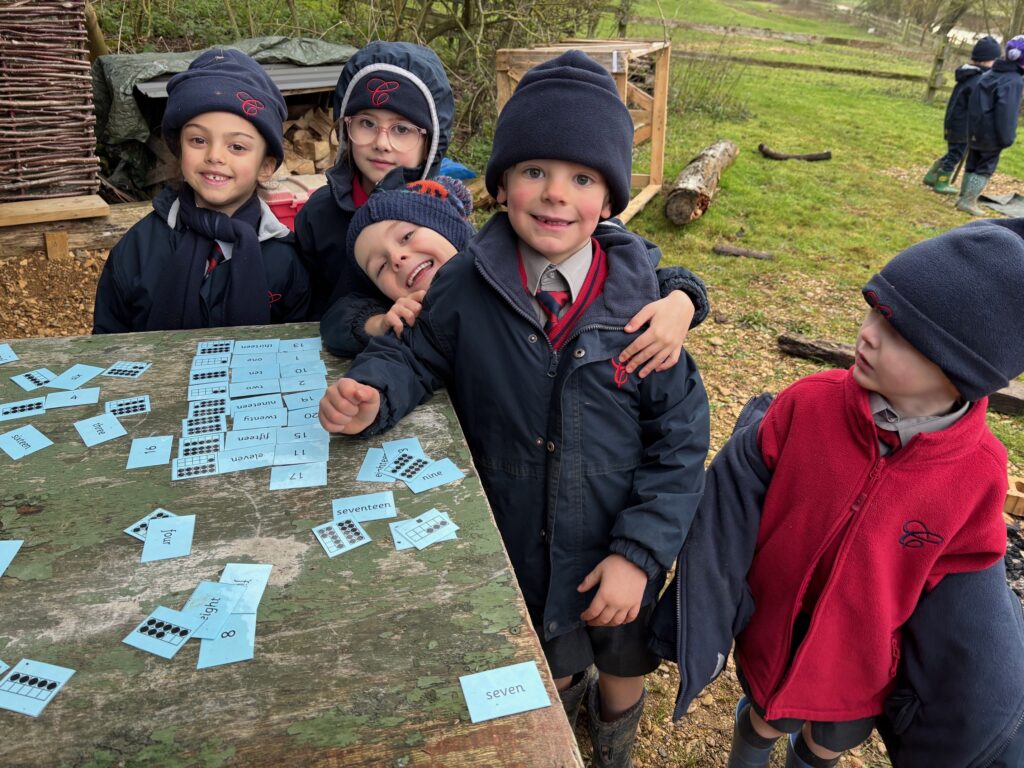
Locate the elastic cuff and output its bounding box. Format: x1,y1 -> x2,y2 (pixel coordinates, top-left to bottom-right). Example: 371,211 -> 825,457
608,539 -> 661,580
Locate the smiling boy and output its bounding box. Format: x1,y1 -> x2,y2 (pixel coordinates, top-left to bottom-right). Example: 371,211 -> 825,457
319,51 -> 710,767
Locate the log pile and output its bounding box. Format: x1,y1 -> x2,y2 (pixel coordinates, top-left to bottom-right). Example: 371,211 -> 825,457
0,0 -> 100,201
281,107 -> 337,175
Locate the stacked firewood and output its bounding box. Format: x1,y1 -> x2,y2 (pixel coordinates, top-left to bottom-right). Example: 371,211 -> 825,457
0,0 -> 99,201
281,107 -> 337,175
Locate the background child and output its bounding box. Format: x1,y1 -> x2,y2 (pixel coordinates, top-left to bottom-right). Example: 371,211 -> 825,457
958,36 -> 1024,214
319,51 -> 711,767
92,48 -> 309,333
295,41 -> 454,318
923,35 -> 999,194
723,219 -> 1024,768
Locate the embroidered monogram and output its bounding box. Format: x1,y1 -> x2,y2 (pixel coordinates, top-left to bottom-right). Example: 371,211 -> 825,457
899,519 -> 944,548
366,77 -> 400,106
610,357 -> 630,388
235,91 -> 265,116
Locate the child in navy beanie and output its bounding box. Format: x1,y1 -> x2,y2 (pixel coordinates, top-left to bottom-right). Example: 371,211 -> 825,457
93,48 -> 309,333
923,35 -> 999,194
322,49 -> 714,768
725,219 -> 1023,768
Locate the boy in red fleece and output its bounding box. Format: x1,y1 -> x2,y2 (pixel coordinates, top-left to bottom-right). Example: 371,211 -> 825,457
727,219 -> 1024,768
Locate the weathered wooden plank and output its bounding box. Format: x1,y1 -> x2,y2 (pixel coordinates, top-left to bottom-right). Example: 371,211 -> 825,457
777,333 -> 1024,416
0,324 -> 582,766
0,200 -> 149,259
0,194 -> 109,228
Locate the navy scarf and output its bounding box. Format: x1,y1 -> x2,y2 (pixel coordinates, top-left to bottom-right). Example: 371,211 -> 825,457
146,186 -> 271,330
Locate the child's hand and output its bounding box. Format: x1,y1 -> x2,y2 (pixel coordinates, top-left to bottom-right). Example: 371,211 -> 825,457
577,554 -> 648,627
619,291 -> 696,378
364,290 -> 427,339
318,378 -> 381,434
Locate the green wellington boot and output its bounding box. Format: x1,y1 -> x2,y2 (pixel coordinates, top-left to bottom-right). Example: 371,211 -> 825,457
955,172 -> 990,216
922,159 -> 943,187
932,171 -> 959,194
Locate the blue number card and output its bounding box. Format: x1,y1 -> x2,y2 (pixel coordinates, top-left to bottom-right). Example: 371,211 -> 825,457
269,461 -> 327,490
196,612 -> 257,669
126,435 -> 173,469
0,659 -> 75,717
123,607 -> 199,659
459,661 -> 551,723
182,581 -> 246,640
44,388 -> 100,409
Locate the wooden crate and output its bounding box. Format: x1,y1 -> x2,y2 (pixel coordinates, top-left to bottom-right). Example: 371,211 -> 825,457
495,39 -> 670,224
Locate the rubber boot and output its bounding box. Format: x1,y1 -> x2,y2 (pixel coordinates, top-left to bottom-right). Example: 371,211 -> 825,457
932,171 -> 959,194
922,159 -> 943,187
956,172 -> 989,216
727,697 -> 776,768
587,683 -> 646,768
786,733 -> 815,768
558,667 -> 592,729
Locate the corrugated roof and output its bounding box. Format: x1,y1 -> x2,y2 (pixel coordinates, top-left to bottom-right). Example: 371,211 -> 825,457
135,63 -> 344,99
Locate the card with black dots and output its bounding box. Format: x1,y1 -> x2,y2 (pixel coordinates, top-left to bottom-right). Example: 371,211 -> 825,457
122,607 -> 199,659
0,659 -> 75,717
196,340 -> 235,356
171,453 -> 219,481
312,516 -> 371,557
123,508 -> 178,542
105,395 -> 152,417
101,361 -> 152,379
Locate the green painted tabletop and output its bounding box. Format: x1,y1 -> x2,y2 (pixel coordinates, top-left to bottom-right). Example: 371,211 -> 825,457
0,324 -> 583,768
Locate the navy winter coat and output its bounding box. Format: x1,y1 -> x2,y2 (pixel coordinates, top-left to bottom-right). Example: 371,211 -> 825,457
346,213 -> 710,639
651,398 -> 1024,766
294,43 -> 454,318
945,64 -> 988,143
93,187 -> 309,333
320,220 -> 712,358
969,59 -> 1024,151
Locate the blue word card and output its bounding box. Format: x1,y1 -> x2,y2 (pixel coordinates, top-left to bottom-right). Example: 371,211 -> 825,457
74,413 -> 126,447
44,387 -> 100,409
127,435 -> 173,469
333,491 -> 397,523
48,363 -> 104,390
273,439 -> 328,466
106,395 -> 151,417
123,607 -> 199,659
406,458 -> 467,494
0,343 -> 17,365
234,339 -> 280,354
216,447 -> 274,474
233,407 -> 286,430
224,428 -> 276,451
101,361 -> 151,379
230,393 -> 284,415
229,379 -> 281,399
312,517 -> 371,557
141,515 -> 195,562
0,397 -> 45,423
196,340 -> 235,356
197,612 -> 257,669
231,363 -> 280,383
269,461 -> 326,490
1,540 -> 24,577
219,563 -> 272,613
0,425 -> 52,461
459,661 -> 550,723
10,367 -> 55,391
357,447 -> 391,483
124,508 -> 177,542
230,353 -> 274,368
182,581 -> 246,640
0,659 -> 75,717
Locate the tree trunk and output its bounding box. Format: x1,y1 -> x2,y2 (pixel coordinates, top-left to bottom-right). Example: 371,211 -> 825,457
84,2 -> 109,60
663,139 -> 739,225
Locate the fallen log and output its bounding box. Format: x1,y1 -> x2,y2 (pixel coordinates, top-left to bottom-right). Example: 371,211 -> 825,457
758,144 -> 832,161
778,333 -> 1024,416
663,139 -> 739,225
712,243 -> 774,260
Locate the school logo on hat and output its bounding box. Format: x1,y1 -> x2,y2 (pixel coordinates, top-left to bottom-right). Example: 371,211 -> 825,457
367,77 -> 400,107
236,91 -> 265,116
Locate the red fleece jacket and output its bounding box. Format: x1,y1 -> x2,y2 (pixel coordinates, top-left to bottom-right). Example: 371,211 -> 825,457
736,368 -> 1007,722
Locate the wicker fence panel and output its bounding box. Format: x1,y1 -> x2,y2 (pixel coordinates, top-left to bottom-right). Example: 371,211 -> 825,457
0,0 -> 99,201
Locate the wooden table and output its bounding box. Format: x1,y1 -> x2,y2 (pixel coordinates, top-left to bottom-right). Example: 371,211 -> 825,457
0,324 -> 582,767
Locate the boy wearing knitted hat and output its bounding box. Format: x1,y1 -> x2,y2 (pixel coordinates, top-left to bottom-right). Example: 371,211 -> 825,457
319,172 -> 475,356
320,50 -> 711,766
958,36 -> 1024,214
923,35 -> 998,194
724,219 -> 1024,768
93,48 -> 309,332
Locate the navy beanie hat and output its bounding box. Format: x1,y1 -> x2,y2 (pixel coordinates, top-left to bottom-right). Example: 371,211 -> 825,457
347,170 -> 474,259
485,50 -> 634,216
972,36 -> 1001,61
337,43 -> 437,133
162,48 -> 287,168
862,219 -> 1024,401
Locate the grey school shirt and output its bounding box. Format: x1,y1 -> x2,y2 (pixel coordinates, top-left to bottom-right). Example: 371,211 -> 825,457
518,239 -> 593,327
870,392 -> 970,456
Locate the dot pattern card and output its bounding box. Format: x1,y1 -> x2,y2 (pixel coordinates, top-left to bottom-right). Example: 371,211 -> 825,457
187,397 -> 229,418
10,367 -> 55,391
48,363 -> 105,391
0,343 -> 17,365
312,516 -> 371,557
74,413 -> 127,447
44,388 -> 100,409
392,509 -> 459,550
189,366 -> 228,386
105,395 -> 151,417
196,340 -> 234,356
123,607 -> 199,659
382,453 -> 432,482
101,361 -> 151,379
187,383 -> 229,401
126,435 -> 173,469
171,453 -> 219,481
0,397 -> 45,423
190,354 -> 231,370
0,659 -> 75,717
123,508 -> 178,542
178,433 -> 224,458
196,612 -> 257,669
268,461 -> 327,490
181,414 -> 227,437
0,425 -> 52,460
140,514 -> 195,562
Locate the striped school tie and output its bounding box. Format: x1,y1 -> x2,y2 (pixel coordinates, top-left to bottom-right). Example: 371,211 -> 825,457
535,289 -> 571,334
